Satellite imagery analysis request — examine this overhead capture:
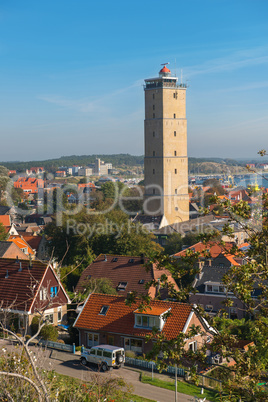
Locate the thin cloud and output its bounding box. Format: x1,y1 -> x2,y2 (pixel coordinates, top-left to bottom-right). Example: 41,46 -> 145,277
185,47 -> 268,77
38,80 -> 142,114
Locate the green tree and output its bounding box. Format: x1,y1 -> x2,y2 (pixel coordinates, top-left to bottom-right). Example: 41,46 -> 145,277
0,222 -> 7,241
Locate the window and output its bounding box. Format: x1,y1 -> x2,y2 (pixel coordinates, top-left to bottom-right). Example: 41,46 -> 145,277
103,351 -> 112,358
205,305 -> 213,311
153,189 -> 155,195
87,332 -> 99,348
45,313 -> 54,324
40,288 -> 47,301
206,285 -> 212,292
153,151 -> 155,156
58,307 -> 62,322
97,349 -> 102,356
175,207 -> 178,211
153,169 -> 155,174
189,341 -> 197,352
153,113 -> 155,118
139,279 -> 145,284
117,282 -> 128,291
153,131 -> 155,137
135,314 -> 160,329
112,257 -> 118,262
50,286 -> 58,298
175,189 -> 177,194
174,131 -> 176,136
175,169 -> 177,174
173,93 -> 176,98
90,349 -> 96,355
174,151 -> 177,156
99,305 -> 109,315
129,258 -> 135,263
174,113 -> 176,118
125,338 -> 142,353
153,94 -> 155,99
153,105 -> 155,110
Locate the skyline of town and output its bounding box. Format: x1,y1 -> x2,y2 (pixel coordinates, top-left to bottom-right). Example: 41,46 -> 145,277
0,0 -> 267,161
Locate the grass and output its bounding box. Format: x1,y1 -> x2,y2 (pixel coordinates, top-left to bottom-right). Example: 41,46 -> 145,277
141,374 -> 219,401
129,396 -> 156,402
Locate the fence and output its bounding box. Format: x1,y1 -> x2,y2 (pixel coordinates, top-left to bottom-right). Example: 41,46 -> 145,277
38,339 -> 75,353
125,356 -> 185,377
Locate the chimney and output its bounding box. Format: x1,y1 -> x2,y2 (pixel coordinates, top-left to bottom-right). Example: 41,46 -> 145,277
18,261 -> 22,272
208,258 -> 212,267
5,270 -> 9,279
29,254 -> 32,269
104,254 -> 107,262
140,253 -> 145,264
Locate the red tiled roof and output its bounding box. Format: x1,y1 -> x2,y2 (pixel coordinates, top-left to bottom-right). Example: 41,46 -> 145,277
134,306 -> 169,316
174,241 -> 234,258
22,235 -> 42,251
0,215 -> 11,227
159,65 -> 170,73
8,235 -> 35,255
75,254 -> 178,297
0,258 -> 47,311
74,294 -> 193,340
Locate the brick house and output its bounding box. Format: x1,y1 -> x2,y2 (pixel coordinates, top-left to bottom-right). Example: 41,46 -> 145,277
0,258 -> 70,333
75,254 -> 179,299
74,293 -> 214,355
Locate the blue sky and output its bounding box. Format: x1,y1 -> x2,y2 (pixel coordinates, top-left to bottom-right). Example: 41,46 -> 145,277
0,0 -> 267,161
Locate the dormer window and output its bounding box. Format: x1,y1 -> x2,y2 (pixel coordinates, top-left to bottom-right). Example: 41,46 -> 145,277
117,282 -> 128,291
128,259 -> 135,263
139,279 -> 145,284
135,314 -> 161,330
112,257 -> 118,262
99,305 -> 109,315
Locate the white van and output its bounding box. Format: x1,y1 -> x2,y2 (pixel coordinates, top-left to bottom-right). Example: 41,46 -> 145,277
80,344 -> 125,371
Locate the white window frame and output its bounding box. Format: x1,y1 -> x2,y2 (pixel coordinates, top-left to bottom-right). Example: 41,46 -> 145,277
86,332 -> 99,348
189,341 -> 197,352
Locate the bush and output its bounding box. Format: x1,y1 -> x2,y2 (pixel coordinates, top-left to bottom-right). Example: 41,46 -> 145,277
57,339 -> 65,344
40,325 -> 58,341
75,346 -> 82,352
125,350 -> 137,358
30,316 -> 41,335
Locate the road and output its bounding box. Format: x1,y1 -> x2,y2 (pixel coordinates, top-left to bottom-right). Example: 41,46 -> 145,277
0,340 -> 206,402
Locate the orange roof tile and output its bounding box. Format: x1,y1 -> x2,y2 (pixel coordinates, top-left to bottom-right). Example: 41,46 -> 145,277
0,215 -> 11,227
8,236 -> 35,255
74,294 -> 194,340
134,306 -> 169,316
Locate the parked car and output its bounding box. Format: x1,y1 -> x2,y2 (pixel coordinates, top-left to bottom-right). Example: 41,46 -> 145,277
80,344 -> 125,371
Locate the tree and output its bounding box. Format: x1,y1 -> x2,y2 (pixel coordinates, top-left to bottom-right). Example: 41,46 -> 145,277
0,222 -> 7,241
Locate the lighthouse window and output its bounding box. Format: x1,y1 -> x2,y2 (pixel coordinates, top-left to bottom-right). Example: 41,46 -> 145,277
174,114 -> 176,119
175,189 -> 177,194
174,151 -> 177,156
175,169 -> 177,174
174,131 -> 176,136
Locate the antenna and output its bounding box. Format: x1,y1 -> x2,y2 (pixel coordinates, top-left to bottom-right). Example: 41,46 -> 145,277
161,62 -> 170,66
174,58 -> 177,77
180,69 -> 183,85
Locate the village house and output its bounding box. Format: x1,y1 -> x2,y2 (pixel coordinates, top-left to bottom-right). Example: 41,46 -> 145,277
75,254 -> 179,299
0,257 -> 70,334
74,293 -> 214,355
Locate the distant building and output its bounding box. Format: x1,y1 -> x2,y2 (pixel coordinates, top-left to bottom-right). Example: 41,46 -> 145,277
26,167 -> 44,175
14,177 -> 44,194
55,170 -> 66,177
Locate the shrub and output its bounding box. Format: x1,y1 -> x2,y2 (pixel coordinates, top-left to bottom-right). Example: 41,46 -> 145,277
57,339 -> 65,344
125,350 -> 137,358
40,325 -> 58,341
75,346 -> 82,352
30,316 -> 41,335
